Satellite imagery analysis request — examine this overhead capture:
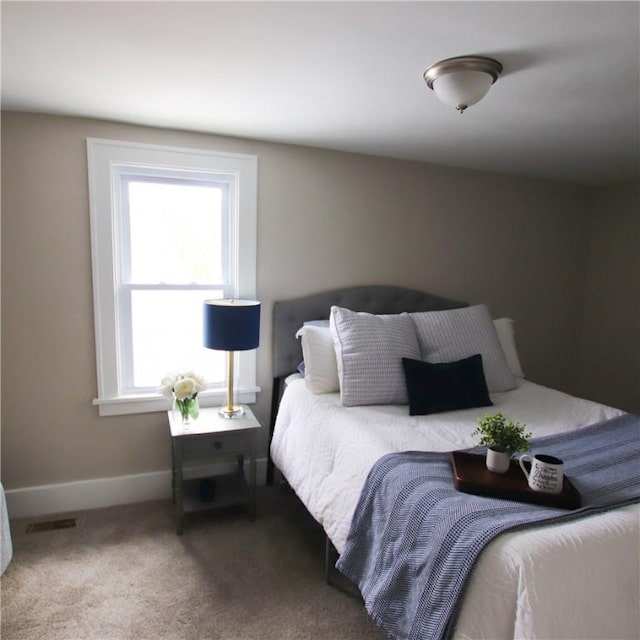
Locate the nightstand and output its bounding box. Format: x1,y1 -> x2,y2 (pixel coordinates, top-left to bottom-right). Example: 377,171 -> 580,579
168,405 -> 262,535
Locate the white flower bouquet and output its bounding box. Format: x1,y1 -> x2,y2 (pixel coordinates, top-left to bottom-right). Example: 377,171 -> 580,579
160,371 -> 207,424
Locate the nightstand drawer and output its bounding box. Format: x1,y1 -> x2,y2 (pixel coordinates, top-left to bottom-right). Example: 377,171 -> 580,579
182,432 -> 252,459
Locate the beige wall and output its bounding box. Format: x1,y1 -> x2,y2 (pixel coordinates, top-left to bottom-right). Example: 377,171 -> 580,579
576,182 -> 640,413
0,111 -> 632,492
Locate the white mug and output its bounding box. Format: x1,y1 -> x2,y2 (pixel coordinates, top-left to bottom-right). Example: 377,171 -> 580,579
519,454 -> 564,494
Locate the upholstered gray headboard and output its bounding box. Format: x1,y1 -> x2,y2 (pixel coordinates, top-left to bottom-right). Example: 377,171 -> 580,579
267,285 -> 467,484
272,285 -> 467,378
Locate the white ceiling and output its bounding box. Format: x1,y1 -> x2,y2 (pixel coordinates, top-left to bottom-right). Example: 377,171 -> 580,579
2,1 -> 639,186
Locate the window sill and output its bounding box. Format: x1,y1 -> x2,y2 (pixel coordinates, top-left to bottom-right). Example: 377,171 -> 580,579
92,388 -> 260,417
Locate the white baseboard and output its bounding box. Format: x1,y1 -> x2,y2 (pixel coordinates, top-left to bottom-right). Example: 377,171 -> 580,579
5,458 -> 268,520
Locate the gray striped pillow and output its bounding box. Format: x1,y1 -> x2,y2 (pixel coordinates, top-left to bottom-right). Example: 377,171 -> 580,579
410,304 -> 516,393
330,306 -> 420,406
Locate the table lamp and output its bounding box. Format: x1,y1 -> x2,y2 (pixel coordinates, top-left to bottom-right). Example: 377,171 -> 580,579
203,299 -> 260,418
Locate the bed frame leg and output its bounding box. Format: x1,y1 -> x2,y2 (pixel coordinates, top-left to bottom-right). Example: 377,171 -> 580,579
266,377 -> 283,486
324,536 -> 338,584
324,535 -> 362,600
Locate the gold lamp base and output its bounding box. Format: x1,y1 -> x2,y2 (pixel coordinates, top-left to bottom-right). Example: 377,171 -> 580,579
218,405 -> 244,419
219,350 -> 243,419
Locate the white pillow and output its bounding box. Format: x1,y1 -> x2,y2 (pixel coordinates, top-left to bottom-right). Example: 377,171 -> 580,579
410,304 -> 516,394
330,306 -> 420,407
294,310 -> 525,396
493,317 -> 525,378
295,323 -> 339,393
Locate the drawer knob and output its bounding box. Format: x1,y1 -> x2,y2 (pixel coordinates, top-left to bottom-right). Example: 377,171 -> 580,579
213,441 -> 222,449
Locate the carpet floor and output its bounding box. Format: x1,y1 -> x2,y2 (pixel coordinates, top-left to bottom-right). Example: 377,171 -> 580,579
1,485 -> 386,640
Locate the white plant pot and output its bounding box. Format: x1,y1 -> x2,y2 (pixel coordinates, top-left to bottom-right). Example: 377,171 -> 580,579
486,448 -> 511,474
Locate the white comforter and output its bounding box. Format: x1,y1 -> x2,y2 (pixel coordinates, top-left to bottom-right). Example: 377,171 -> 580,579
271,378 -> 640,640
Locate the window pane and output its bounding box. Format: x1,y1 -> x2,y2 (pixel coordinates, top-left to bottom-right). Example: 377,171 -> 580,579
88,139 -> 256,413
127,181 -> 224,284
130,289 -> 226,390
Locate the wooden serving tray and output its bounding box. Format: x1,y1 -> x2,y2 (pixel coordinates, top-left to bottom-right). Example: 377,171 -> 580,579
450,451 -> 581,510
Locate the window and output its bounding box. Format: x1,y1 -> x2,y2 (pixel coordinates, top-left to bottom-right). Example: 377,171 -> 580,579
87,139 -> 258,416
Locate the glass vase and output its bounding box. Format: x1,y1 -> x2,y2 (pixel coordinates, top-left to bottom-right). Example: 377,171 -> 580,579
173,395 -> 200,428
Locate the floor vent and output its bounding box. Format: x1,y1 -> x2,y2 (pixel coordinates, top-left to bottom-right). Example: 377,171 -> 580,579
25,518 -> 78,534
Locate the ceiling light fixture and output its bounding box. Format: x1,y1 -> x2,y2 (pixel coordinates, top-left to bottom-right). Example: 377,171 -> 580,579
424,56 -> 503,114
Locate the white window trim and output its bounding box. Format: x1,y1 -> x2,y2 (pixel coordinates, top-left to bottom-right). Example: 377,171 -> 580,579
87,138 -> 258,416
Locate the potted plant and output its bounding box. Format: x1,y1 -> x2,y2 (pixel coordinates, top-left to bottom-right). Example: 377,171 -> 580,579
472,412 -> 532,473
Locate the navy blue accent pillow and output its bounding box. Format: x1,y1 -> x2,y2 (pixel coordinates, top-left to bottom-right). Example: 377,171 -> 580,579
401,354 -> 493,416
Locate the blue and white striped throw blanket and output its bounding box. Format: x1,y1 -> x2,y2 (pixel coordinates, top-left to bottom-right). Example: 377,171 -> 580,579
336,413 -> 640,640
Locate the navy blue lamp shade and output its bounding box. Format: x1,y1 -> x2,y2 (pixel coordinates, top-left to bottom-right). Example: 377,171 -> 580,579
203,299 -> 260,417
203,299 -> 260,351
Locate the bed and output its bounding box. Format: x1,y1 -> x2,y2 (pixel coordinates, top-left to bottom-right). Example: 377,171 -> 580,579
268,286 -> 640,640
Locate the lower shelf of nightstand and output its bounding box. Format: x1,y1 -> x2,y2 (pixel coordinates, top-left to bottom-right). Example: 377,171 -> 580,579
181,472 -> 249,514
